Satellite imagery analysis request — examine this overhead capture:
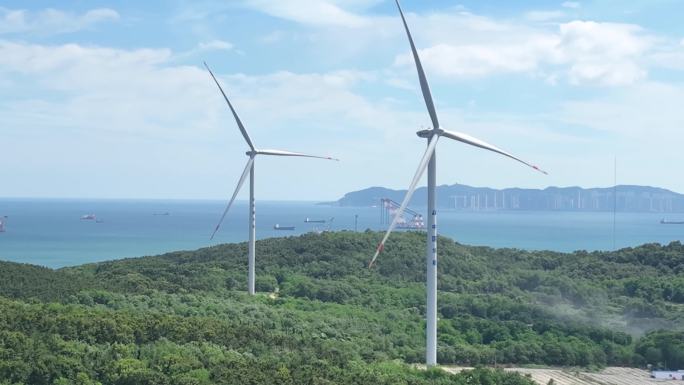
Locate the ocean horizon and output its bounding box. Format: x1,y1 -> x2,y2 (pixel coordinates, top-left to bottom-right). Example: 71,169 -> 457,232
1,198 -> 683,268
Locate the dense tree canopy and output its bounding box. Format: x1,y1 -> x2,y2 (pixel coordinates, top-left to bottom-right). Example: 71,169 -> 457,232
1,231 -> 683,384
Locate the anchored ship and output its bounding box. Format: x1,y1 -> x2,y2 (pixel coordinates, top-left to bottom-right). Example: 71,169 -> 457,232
660,219 -> 684,225
304,217 -> 326,223
273,224 -> 295,230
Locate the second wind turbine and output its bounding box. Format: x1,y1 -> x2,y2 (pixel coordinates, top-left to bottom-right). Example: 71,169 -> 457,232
369,1 -> 548,367
205,62 -> 339,295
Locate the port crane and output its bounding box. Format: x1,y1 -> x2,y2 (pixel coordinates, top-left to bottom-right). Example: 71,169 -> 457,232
380,198 -> 424,229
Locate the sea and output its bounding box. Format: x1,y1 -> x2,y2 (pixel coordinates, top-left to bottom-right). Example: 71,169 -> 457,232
0,198 -> 683,268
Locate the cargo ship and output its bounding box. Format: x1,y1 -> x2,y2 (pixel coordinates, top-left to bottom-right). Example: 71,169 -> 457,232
660,219 -> 684,225
304,218 -> 326,223
273,224 -> 295,230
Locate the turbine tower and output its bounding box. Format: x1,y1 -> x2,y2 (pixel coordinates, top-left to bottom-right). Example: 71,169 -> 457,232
369,1 -> 547,366
204,62 -> 338,295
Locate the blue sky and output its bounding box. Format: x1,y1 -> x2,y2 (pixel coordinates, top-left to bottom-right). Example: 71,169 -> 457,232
2,1 -> 684,200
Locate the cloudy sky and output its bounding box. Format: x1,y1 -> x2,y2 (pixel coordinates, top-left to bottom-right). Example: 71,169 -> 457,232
2,0 -> 684,200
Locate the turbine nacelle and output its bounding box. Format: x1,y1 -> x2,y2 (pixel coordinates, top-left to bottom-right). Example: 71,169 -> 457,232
416,127 -> 440,138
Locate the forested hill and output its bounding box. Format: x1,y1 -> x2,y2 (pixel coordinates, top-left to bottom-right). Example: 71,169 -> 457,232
330,184 -> 684,212
1,232 -> 684,384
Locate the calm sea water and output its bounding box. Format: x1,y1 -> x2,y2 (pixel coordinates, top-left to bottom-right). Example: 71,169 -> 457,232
0,199 -> 682,268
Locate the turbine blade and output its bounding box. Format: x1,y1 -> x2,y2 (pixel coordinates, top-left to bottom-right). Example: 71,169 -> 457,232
395,0 -> 439,131
441,129 -> 547,175
257,149 -> 339,161
204,62 -> 255,151
369,135 -> 440,267
210,157 -> 255,240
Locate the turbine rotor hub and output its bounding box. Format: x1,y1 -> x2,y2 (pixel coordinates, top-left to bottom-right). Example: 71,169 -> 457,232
416,127 -> 442,138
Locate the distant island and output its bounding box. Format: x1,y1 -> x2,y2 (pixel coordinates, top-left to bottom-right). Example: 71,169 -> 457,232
326,184 -> 684,212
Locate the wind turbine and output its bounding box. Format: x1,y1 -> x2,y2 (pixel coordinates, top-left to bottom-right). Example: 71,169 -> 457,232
204,62 -> 339,295
369,1 -> 547,366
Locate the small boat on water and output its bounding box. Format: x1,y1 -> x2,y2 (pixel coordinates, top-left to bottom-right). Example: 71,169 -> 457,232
304,217 -> 326,223
80,214 -> 96,220
660,219 -> 684,225
153,212 -> 170,216
0,216 -> 6,232
274,224 -> 295,230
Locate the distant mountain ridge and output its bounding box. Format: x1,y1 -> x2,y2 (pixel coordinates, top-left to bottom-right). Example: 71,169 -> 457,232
328,184 -> 684,212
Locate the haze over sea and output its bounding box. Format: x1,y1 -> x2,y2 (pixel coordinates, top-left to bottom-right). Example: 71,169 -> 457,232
1,198 -> 683,268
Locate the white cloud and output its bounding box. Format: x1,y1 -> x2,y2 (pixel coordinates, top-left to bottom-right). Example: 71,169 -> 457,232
388,12 -> 558,78
0,7 -> 118,35
392,14 -> 653,86
177,0 -> 680,90
395,39 -> 558,78
0,40 -> 169,78
0,39 -> 560,199
243,0 -> 370,27
236,2 -> 666,87
3,3 -> 684,199
558,21 -> 652,85
80,9 -> 119,24
0,40 -> 409,199
0,40 -> 205,141
197,39 -> 233,52
0,40 -> 263,199
649,51 -> 684,71
167,40 -> 234,62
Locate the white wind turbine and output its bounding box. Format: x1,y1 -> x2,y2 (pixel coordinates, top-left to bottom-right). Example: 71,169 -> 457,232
369,1 -> 547,366
204,62 -> 339,295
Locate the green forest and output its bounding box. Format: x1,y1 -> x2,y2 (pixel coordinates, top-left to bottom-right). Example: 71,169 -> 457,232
1,231 -> 683,384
